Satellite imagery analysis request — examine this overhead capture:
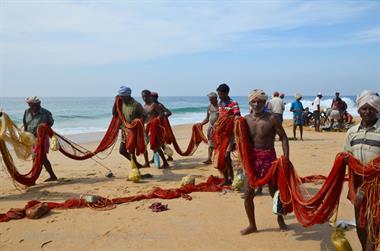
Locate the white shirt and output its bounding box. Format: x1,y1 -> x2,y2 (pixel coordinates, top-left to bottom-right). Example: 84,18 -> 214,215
268,97 -> 285,114
312,97 -> 321,111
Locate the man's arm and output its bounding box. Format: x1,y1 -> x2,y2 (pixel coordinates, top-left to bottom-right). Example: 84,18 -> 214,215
159,103 -> 172,117
46,110 -> 54,127
201,106 -> 210,126
23,110 -> 28,131
232,101 -> 241,117
112,98 -> 119,117
137,103 -> 147,121
272,116 -> 289,159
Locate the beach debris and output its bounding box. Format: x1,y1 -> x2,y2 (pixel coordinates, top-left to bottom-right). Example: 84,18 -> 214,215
149,202 -> 168,212
25,202 -> 50,219
81,194 -> 99,203
140,173 -> 153,179
41,240 -> 53,250
180,175 -> 195,186
105,170 -> 114,178
232,169 -> 245,191
329,219 -> 356,230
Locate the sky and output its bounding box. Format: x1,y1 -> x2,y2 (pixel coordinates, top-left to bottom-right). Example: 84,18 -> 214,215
0,0 -> 379,97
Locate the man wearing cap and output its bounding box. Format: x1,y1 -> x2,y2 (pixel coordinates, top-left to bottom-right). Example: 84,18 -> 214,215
344,90 -> 380,251
268,91 -> 285,124
201,92 -> 219,164
241,89 -> 289,235
216,83 -> 240,185
112,86 -> 146,167
290,94 -> 304,140
23,96 -> 57,181
312,92 -> 323,132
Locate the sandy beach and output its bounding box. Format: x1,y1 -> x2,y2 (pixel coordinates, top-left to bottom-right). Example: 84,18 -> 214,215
0,120 -> 361,251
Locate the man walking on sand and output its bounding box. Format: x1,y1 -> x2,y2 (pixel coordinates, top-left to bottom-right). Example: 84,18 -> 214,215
240,89 -> 289,235
112,86 -> 146,168
201,92 -> 219,165
23,96 -> 57,182
312,92 -> 323,132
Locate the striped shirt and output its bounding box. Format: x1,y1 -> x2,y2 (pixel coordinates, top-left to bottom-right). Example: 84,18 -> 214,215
218,98 -> 240,118
344,119 -> 380,164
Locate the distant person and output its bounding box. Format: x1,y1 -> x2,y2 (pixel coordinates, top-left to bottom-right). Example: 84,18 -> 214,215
344,90 -> 380,251
330,92 -> 347,130
290,93 -> 304,140
268,91 -> 285,124
23,96 -> 57,182
279,93 -> 286,105
312,92 -> 323,132
303,107 -> 313,126
112,86 -> 146,168
343,111 -> 353,125
241,89 -> 289,235
216,83 -> 241,185
201,92 -> 219,165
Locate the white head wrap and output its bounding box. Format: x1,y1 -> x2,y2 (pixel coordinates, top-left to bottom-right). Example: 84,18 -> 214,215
295,93 -> 302,100
356,90 -> 380,112
248,89 -> 268,103
26,96 -> 41,104
207,92 -> 217,98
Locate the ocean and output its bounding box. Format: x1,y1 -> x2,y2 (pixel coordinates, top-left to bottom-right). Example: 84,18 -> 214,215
0,96 -> 358,135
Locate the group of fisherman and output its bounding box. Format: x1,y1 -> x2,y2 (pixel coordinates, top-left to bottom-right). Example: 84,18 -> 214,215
19,85 -> 380,251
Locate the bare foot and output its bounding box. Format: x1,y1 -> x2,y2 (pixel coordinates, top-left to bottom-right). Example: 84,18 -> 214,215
240,225 -> 258,235
159,163 -> 170,169
222,179 -> 232,186
203,159 -> 212,165
44,177 -> 58,182
141,163 -> 150,168
278,218 -> 288,231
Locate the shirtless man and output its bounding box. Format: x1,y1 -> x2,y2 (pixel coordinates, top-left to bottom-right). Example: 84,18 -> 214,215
142,90 -> 169,168
201,92 -> 219,164
151,92 -> 174,162
241,89 -> 289,235
140,89 -> 153,167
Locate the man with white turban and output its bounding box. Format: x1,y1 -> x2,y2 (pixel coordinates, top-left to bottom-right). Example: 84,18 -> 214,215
201,92 -> 219,164
241,89 -> 289,235
344,90 -> 380,251
23,96 -> 57,182
112,85 -> 146,167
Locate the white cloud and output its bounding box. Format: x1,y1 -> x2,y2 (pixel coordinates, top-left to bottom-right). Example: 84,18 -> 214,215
0,0 -> 378,66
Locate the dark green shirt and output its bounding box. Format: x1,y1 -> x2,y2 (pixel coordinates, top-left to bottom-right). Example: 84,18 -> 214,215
23,107 -> 54,136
